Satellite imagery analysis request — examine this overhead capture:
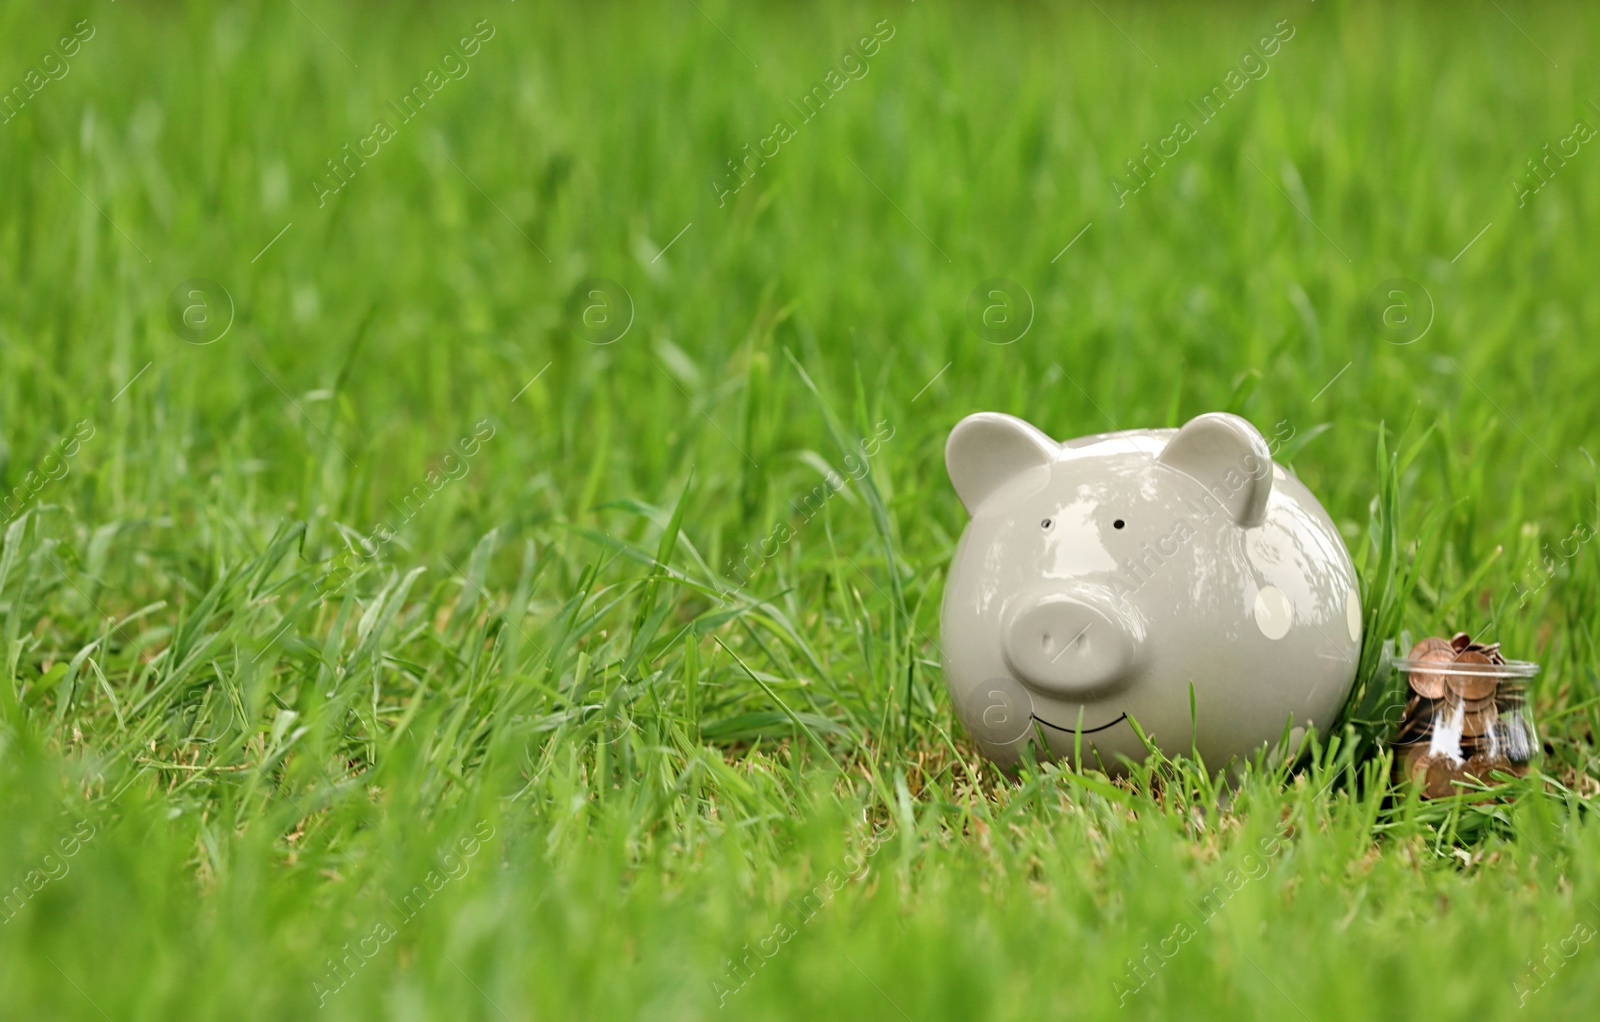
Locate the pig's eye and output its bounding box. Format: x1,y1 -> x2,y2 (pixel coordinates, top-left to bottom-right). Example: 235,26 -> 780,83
1113,519 -> 1126,530
1040,518 -> 1053,530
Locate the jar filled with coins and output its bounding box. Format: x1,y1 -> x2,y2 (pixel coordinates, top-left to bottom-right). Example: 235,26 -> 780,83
1389,632 -> 1539,799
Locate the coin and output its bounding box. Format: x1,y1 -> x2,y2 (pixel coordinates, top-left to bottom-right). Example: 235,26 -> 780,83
1460,705 -> 1494,738
1496,683 -> 1528,712
1462,642 -> 1504,668
1446,650 -> 1498,700
1410,636 -> 1453,660
1425,758 -> 1461,799
1403,746 -> 1431,786
1408,647 -> 1455,698
1450,632 -> 1472,652
1471,749 -> 1525,782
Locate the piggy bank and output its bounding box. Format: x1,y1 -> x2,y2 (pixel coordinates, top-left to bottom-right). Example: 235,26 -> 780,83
940,411 -> 1362,771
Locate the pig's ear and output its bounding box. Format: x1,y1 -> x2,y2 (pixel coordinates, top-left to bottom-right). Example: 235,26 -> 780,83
1157,412 -> 1273,527
946,413 -> 1058,514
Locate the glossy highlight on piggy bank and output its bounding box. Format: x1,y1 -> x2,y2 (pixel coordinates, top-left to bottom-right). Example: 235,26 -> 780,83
940,411 -> 1362,771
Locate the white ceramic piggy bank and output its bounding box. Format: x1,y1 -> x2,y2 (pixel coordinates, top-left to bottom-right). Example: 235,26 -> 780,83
941,411 -> 1362,772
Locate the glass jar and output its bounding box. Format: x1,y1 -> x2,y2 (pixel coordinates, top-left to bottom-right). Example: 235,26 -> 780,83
1388,633 -> 1539,799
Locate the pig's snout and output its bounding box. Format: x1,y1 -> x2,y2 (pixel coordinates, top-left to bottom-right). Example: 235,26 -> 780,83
1002,593 -> 1136,695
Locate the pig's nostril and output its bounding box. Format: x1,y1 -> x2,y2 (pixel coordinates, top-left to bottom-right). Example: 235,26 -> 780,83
1048,622 -> 1092,663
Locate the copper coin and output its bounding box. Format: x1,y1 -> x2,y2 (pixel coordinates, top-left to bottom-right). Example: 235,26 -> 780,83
1450,632 -> 1472,652
1496,683 -> 1528,711
1447,650 -> 1498,700
1473,751 -> 1525,781
1410,636 -> 1453,660
1409,648 -> 1455,698
1460,707 -> 1495,738
1403,747 -> 1430,786
1426,760 -> 1461,799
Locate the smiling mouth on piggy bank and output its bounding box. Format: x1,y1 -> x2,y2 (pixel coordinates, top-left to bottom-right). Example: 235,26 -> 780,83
1030,711 -> 1129,735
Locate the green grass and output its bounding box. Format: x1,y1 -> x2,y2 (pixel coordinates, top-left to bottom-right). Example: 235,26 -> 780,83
3,0 -> 1600,1017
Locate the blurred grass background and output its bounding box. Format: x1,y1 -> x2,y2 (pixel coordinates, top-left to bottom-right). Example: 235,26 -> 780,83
3,1 -> 1600,1018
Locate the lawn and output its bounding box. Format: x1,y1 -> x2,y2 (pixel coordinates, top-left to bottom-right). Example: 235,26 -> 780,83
3,1 -> 1600,1018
